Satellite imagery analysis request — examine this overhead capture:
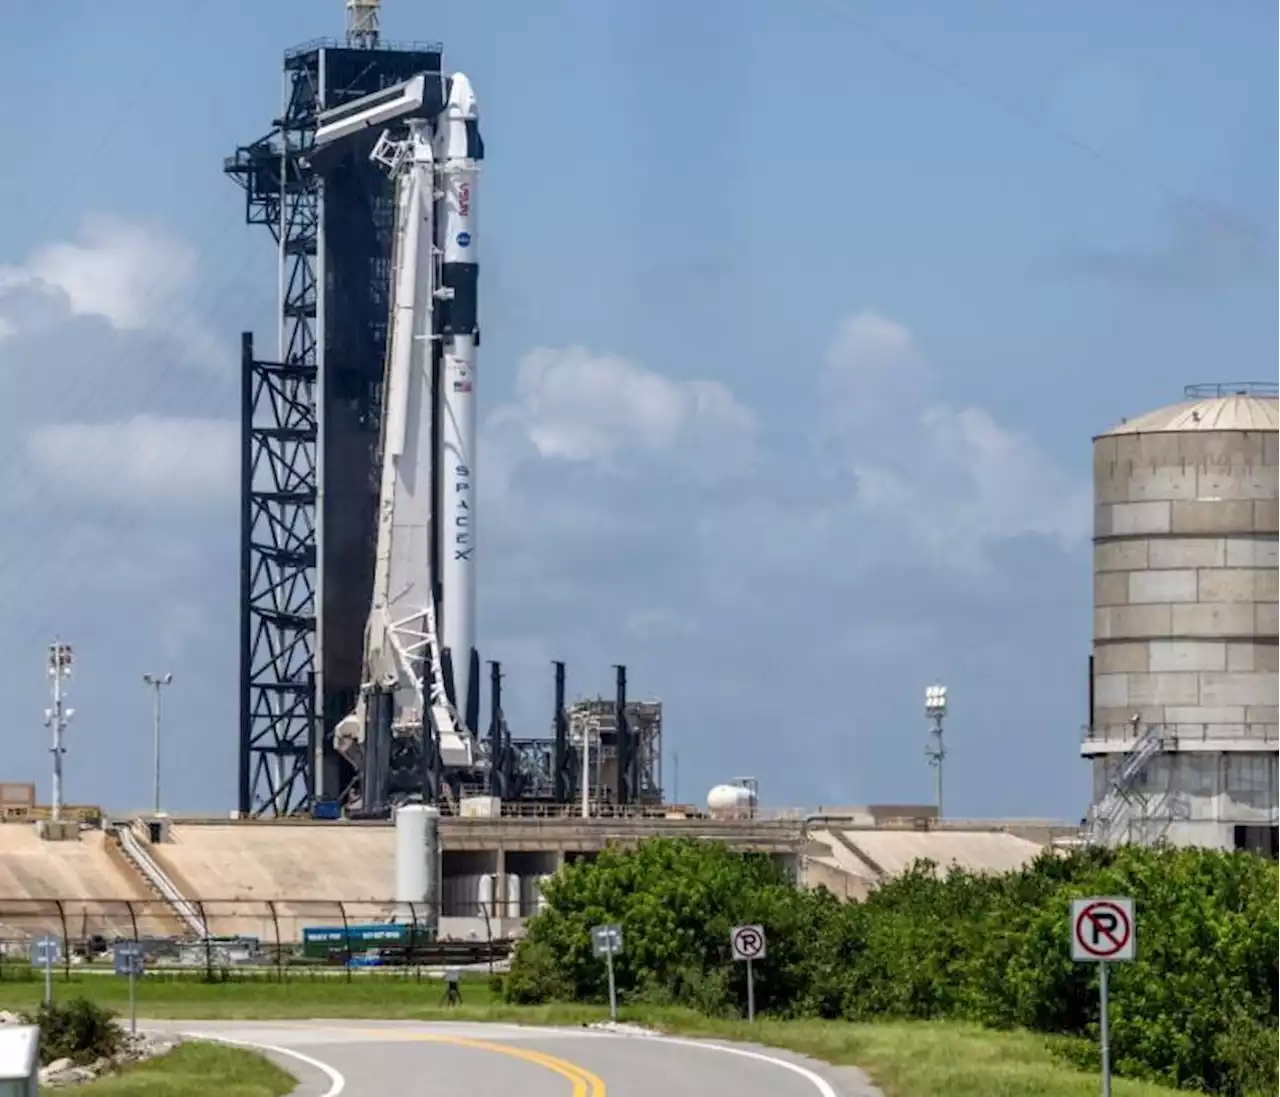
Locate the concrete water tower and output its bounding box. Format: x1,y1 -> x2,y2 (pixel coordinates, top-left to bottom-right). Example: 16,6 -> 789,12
1085,383 -> 1278,854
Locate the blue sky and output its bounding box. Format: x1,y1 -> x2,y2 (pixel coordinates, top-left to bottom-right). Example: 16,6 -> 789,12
0,0 -> 1274,820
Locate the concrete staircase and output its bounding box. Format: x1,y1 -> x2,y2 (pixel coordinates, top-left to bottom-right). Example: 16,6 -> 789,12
108,823 -> 207,938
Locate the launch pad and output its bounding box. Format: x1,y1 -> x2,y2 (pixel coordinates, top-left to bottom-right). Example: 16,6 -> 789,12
226,16 -> 662,818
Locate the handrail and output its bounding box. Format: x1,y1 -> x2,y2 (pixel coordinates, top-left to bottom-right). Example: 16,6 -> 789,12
114,824 -> 208,938
1085,723 -> 1172,845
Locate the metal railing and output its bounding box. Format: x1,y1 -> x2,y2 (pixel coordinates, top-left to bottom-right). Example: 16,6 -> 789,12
0,898 -> 512,983
1183,381 -> 1279,399
284,37 -> 444,60
1083,722 -> 1279,746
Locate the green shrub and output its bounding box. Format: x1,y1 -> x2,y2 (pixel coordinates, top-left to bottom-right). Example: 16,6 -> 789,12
1211,1015 -> 1279,1097
509,837 -> 1278,1096
23,996 -> 123,1065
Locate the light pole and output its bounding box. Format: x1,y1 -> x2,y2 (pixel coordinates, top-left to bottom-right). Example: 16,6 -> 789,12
44,641 -> 75,823
924,683 -> 947,819
143,673 -> 173,813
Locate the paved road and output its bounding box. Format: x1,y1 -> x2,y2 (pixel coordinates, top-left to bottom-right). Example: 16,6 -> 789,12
152,1019 -> 883,1097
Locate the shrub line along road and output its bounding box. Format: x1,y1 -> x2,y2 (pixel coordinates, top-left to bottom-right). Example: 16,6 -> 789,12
147,1019 -> 882,1097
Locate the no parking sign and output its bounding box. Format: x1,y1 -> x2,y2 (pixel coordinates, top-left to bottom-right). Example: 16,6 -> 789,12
1070,896 -> 1135,1097
1071,897 -> 1135,962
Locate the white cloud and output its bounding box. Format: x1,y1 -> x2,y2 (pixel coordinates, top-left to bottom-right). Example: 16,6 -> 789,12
469,325 -> 1091,817
26,415 -> 238,510
822,309 -> 930,411
487,345 -> 757,476
1,216 -> 194,330
0,216 -> 226,370
479,316 -> 1083,644
819,308 -> 1090,567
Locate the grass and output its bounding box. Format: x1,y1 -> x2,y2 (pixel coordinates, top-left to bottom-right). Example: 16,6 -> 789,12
0,971 -> 508,1019
0,977 -> 1190,1097
617,1009 -> 1186,1097
75,1042 -> 295,1097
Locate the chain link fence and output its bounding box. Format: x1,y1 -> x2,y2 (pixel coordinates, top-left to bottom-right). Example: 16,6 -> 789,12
0,898 -> 512,982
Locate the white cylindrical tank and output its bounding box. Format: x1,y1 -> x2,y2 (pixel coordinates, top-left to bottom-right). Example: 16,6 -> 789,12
707,783 -> 758,818
535,873 -> 553,915
478,873 -> 496,916
394,805 -> 441,913
504,873 -> 520,919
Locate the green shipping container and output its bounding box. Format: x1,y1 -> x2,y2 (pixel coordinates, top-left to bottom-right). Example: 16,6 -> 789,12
301,923 -> 418,960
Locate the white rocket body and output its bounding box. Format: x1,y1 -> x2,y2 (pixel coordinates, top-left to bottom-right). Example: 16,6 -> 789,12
435,73 -> 480,724
326,69 -> 485,785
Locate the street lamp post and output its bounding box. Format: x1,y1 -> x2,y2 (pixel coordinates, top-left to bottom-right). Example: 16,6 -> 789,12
143,673 -> 173,813
924,683 -> 948,819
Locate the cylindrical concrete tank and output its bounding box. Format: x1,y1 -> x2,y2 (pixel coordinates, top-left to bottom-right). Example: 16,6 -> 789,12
1088,383 -> 1278,850
394,805 -> 441,912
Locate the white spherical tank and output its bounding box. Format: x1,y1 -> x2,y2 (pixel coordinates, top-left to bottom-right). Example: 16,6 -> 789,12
707,783 -> 757,817
394,804 -> 441,914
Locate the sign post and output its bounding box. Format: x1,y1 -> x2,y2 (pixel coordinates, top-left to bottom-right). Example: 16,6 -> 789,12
113,942 -> 146,1036
1070,897 -> 1135,1097
730,925 -> 767,1023
30,936 -> 61,1007
590,924 -> 623,1021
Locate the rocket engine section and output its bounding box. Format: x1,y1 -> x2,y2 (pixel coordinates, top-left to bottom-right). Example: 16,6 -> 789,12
313,70 -> 486,807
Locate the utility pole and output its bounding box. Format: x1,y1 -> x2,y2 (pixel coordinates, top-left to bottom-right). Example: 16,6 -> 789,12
44,641 -> 75,822
143,673 -> 173,813
924,683 -> 947,819
580,722 -> 592,820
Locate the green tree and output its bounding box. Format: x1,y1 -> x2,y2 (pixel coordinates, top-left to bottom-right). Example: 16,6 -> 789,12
506,837 -> 1278,1095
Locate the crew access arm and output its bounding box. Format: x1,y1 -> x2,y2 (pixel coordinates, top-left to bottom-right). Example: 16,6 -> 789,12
313,72 -> 484,787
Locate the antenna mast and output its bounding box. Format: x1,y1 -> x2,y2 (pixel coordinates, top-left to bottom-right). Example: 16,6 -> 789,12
44,641 -> 75,823
346,0 -> 381,48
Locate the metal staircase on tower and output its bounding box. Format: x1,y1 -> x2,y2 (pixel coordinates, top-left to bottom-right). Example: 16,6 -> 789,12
1086,720 -> 1184,846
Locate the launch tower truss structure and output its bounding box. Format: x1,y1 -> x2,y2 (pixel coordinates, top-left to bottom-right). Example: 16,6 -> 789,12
567,698 -> 664,807
226,34 -> 666,818
226,37 -> 446,816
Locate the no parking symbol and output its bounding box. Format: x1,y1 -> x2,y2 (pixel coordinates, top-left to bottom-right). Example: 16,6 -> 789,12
1070,896 -> 1136,1096
1070,897 -> 1136,963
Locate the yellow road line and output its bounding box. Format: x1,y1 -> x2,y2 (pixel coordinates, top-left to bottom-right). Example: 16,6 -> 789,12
349,1028 -> 607,1096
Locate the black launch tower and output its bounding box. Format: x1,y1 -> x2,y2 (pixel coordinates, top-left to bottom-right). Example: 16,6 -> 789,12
226,37 -> 444,816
